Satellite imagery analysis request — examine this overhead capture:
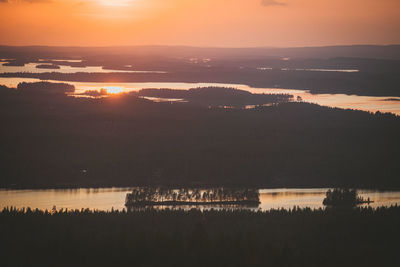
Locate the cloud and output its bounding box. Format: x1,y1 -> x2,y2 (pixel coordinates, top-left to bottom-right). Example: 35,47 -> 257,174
261,0 -> 287,6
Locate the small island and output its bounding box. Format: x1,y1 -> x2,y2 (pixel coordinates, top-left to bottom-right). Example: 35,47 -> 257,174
125,187 -> 260,208
17,81 -> 75,95
36,64 -> 61,70
3,60 -> 26,66
323,188 -> 373,207
79,88 -> 109,97
138,87 -> 293,108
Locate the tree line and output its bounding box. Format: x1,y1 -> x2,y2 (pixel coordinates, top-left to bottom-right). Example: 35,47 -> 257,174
125,187 -> 260,207
1,206 -> 399,267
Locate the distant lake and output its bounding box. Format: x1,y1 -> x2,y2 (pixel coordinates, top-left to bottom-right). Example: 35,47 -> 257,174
1,188 -> 399,211
0,62 -> 166,74
1,77 -> 399,115
0,58 -> 399,115
258,67 -> 360,73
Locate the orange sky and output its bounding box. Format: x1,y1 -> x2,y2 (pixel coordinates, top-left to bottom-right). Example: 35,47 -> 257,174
0,0 -> 399,47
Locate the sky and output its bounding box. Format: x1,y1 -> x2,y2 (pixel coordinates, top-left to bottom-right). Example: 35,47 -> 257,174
0,0 -> 399,47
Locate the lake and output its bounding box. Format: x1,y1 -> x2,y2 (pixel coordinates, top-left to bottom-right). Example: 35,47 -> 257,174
1,188 -> 399,211
0,59 -> 399,115
1,77 -> 399,115
0,62 -> 166,74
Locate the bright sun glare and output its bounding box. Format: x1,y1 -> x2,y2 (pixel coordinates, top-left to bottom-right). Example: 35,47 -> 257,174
104,86 -> 124,94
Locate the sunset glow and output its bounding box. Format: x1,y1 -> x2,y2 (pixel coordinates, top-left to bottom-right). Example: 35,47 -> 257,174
104,86 -> 124,94
99,0 -> 134,7
0,0 -> 399,47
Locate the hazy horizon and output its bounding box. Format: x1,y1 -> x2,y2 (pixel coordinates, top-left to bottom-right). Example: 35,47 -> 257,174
1,44 -> 400,49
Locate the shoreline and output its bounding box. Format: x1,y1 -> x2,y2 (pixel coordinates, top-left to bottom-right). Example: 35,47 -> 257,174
125,200 -> 261,207
1,185 -> 400,191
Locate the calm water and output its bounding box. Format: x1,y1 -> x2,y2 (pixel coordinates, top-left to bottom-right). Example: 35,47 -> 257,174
0,62 -> 166,74
258,67 -> 360,73
0,62 -> 399,115
1,188 -> 399,211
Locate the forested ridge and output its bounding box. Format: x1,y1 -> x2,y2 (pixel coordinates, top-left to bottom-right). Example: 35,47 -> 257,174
1,206 -> 399,267
0,84 -> 399,188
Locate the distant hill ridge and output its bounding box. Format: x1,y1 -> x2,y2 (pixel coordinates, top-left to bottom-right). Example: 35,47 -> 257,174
1,45 -> 400,60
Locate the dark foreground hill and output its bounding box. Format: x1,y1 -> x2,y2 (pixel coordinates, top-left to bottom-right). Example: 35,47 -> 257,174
1,207 -> 399,267
0,85 -> 399,188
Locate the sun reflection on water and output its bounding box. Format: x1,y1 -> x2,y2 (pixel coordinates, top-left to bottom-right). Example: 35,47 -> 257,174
104,86 -> 124,94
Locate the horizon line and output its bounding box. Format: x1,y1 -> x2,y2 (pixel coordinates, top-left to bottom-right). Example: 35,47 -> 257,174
0,44 -> 400,49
